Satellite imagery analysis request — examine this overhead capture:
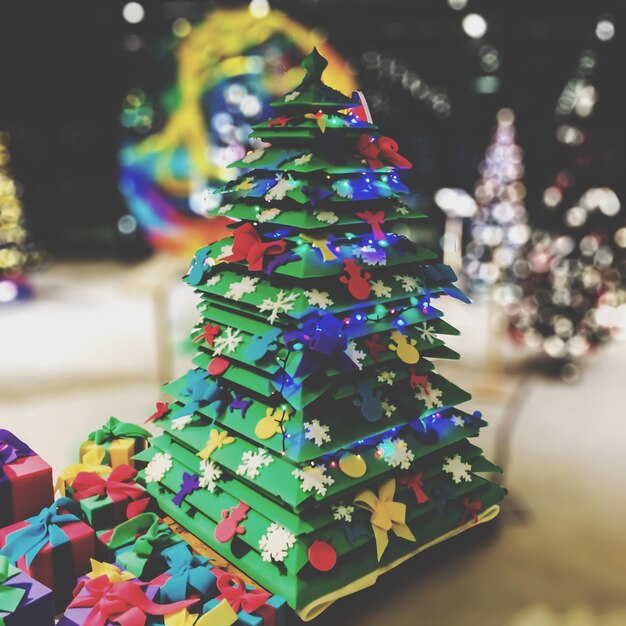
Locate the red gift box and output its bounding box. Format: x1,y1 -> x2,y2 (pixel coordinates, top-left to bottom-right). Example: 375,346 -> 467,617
0,498 -> 95,610
0,430 -> 54,527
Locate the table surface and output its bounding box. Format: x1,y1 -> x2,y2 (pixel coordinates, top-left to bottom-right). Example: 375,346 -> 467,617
2,258 -> 625,626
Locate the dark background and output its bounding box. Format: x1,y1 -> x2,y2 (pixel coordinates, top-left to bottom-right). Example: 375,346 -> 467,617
0,0 -> 623,258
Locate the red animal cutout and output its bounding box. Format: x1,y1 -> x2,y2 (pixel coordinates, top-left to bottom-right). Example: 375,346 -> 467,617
408,367 -> 429,393
340,259 -> 371,300
214,502 -> 250,543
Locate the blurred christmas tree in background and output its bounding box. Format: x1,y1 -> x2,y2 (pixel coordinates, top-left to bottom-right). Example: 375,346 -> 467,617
462,108 -> 530,302
505,49 -> 626,376
0,132 -> 39,303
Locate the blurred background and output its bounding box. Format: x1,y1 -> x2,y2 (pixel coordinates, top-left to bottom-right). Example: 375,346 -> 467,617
1,1 -> 625,624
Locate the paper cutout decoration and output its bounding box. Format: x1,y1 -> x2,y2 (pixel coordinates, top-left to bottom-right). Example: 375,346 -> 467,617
212,327 -> 242,355
144,452 -> 173,483
355,210 -> 386,240
257,290 -> 300,324
214,502 -> 250,543
408,367 -> 429,393
172,473 -> 201,507
394,274 -> 419,292
303,419 -> 331,447
300,233 -> 337,262
459,498 -> 482,526
224,276 -> 260,301
292,465 -> 335,496
354,382 -> 383,422
192,323 -> 221,347
145,401 -> 169,423
332,503 -> 355,522
308,540 -> 337,572
340,260 -> 371,300
258,523 -> 296,563
354,479 -> 416,561
196,429 -> 235,461
236,448 -> 274,480
399,471 -> 430,504
228,394 -> 253,419
303,289 -> 334,310
254,408 -> 289,440
388,330 -> 420,364
378,438 -> 415,470
442,454 -> 473,484
415,381 -> 443,409
364,333 -> 387,363
199,460 -> 222,493
341,519 -> 371,545
244,329 -> 281,362
208,356 -> 231,376
338,452 -> 367,478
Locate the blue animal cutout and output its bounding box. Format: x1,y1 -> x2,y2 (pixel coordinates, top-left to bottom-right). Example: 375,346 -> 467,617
244,328 -> 282,362
353,382 -> 383,422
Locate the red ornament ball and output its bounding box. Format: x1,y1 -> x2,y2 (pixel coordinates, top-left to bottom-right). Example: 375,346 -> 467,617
208,356 -> 231,376
308,540 -> 337,572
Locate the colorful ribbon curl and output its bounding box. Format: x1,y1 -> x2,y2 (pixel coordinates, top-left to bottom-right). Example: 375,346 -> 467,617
354,479 -> 416,562
160,543 -> 215,604
0,497 -> 80,567
71,465 -> 145,503
69,575 -> 194,626
88,417 -> 151,446
356,134 -> 413,170
214,568 -> 271,615
55,447 -> 111,496
0,555 -> 26,614
221,223 -> 287,272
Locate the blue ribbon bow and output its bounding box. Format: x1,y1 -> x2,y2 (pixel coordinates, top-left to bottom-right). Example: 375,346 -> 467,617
0,497 -> 79,567
160,543 -> 216,603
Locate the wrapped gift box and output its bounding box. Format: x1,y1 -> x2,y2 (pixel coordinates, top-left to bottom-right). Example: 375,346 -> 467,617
202,568 -> 287,626
67,465 -> 152,530
0,556 -> 54,626
150,543 -> 217,610
57,576 -> 194,626
0,498 -> 95,611
0,430 -> 54,528
80,417 -> 151,469
96,512 -> 184,581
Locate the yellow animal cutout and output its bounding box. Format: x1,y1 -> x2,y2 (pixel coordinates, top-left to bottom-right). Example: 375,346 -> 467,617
255,407 -> 290,440
388,330 -> 420,365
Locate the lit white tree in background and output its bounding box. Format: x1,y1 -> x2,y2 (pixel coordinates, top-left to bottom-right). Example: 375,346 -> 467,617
462,108 -> 530,303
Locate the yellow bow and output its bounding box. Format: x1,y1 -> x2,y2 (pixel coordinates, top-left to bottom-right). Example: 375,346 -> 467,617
165,602 -> 238,626
300,233 -> 337,262
85,559 -> 135,583
354,479 -> 416,561
54,447 -> 111,495
196,428 -> 235,461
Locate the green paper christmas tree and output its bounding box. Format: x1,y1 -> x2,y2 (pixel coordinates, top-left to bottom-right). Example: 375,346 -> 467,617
138,49 -> 506,620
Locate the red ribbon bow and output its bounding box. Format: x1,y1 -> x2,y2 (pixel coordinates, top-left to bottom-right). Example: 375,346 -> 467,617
70,576 -> 194,626
459,498 -> 482,526
214,569 -> 271,615
71,465 -> 145,503
399,471 -> 430,505
357,134 -> 413,170
355,210 -> 386,240
221,224 -> 287,272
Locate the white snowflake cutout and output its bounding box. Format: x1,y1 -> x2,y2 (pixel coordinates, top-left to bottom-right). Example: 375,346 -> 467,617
257,208 -> 281,223
259,523 -> 296,563
236,448 -> 274,480
332,503 -> 355,523
304,289 -> 334,310
284,91 -> 300,102
346,341 -> 367,370
225,276 -> 259,301
381,399 -> 396,418
265,175 -> 296,202
304,419 -> 331,447
144,452 -> 172,484
332,179 -> 353,199
199,459 -> 222,493
377,370 -> 396,385
218,204 -> 234,215
206,274 -> 222,287
394,274 -> 419,292
217,244 -> 234,260
395,206 -> 410,216
315,211 -> 339,225
443,454 -> 473,484
379,438 -> 414,470
212,326 -> 243,355
450,415 -> 465,427
292,465 -> 335,497
416,322 -> 437,344
352,245 -> 387,266
242,149 -> 265,164
171,416 -> 193,431
415,382 -> 444,409
257,290 -> 300,324
293,153 -> 313,166
370,280 -> 392,298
